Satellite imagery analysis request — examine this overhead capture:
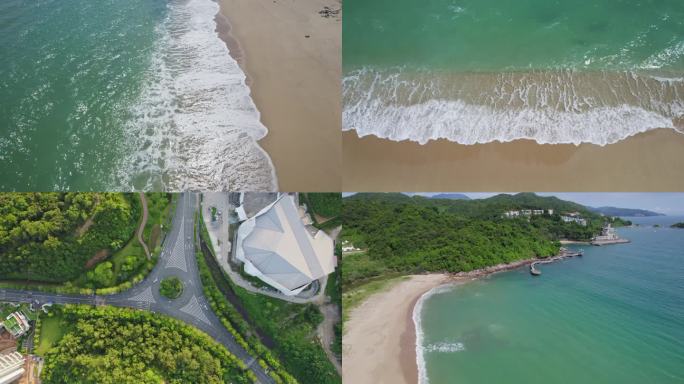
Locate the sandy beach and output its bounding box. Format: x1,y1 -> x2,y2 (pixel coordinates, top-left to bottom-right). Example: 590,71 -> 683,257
343,274 -> 449,384
343,259 -> 537,384
217,0 -> 341,191
342,128 -> 684,191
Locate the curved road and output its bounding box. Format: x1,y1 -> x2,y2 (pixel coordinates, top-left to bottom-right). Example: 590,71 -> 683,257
0,193 -> 274,384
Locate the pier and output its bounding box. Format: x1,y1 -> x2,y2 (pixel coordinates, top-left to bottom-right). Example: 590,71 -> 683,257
530,248 -> 584,276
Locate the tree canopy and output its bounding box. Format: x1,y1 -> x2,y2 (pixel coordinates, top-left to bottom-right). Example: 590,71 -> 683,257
41,305 -> 253,384
342,193 -> 614,287
304,193 -> 341,219
159,276 -> 183,299
0,193 -> 139,282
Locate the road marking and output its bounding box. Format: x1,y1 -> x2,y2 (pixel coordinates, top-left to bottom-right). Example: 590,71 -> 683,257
179,295 -> 211,325
166,218 -> 188,272
127,287 -> 156,304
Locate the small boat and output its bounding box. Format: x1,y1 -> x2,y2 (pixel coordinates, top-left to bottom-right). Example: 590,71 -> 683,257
530,264 -> 542,276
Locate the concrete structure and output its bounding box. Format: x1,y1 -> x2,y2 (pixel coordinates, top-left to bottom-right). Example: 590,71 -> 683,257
504,209 -> 554,218
1,312 -> 30,338
235,195 -> 335,296
591,224 -> 630,245
0,352 -> 24,384
561,215 -> 587,226
341,240 -> 361,253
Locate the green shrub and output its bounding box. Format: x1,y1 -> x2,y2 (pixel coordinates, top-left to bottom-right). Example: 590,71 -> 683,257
159,276 -> 183,299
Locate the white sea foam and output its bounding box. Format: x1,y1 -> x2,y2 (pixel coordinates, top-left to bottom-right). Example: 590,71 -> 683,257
424,341 -> 466,353
119,0 -> 276,190
413,283 -> 457,384
343,67 -> 684,145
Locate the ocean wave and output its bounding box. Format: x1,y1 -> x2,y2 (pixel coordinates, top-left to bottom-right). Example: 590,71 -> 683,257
343,67 -> 684,145
414,283 -> 457,384
118,0 -> 277,190
424,341 -> 466,353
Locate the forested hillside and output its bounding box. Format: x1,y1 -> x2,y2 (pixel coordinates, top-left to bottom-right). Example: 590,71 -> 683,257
342,193 -> 614,287
0,193 -> 139,282
305,193 -> 341,218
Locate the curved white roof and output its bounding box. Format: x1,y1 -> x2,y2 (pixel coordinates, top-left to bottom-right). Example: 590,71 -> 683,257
236,195 -> 335,295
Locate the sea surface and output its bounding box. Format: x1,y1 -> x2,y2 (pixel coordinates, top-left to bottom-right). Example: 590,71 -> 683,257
415,216 -> 684,383
0,0 -> 276,191
343,0 -> 684,145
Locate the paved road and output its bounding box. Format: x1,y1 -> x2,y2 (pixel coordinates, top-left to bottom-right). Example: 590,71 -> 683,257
0,193 -> 274,384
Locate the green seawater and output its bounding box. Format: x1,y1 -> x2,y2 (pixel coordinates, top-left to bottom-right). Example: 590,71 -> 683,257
0,0 -> 166,190
417,217 -> 684,383
343,0 -> 684,71
342,0 -> 684,145
0,0 -> 276,191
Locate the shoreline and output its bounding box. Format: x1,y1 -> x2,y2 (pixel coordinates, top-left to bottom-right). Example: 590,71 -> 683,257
345,126 -> 684,147
560,240 -> 590,245
343,258 -> 537,384
342,128 -> 684,191
217,0 -> 342,191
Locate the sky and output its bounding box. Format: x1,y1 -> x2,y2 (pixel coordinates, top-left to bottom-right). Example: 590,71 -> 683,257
342,192 -> 684,215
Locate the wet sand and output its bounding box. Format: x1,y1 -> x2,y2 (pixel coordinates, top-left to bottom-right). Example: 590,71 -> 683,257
218,0 -> 341,191
343,128 -> 684,191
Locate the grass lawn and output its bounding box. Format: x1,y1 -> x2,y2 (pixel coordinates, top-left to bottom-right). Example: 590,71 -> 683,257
35,313 -> 66,356
110,237 -> 145,278
144,193 -> 174,252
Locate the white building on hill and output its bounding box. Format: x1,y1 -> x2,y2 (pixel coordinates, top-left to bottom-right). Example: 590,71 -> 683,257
561,215 -> 587,226
235,195 -> 335,296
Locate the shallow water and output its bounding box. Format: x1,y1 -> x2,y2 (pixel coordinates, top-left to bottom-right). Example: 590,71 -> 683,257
0,0 -> 276,190
416,216 -> 684,383
343,0 -> 684,145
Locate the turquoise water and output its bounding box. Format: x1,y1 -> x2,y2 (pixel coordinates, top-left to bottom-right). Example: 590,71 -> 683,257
417,216 -> 684,383
342,0 -> 684,145
0,0 -> 275,191
0,0 -> 164,190
344,0 -> 684,71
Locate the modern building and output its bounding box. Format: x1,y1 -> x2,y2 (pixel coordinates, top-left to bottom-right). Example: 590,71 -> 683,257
0,352 -> 24,384
235,194 -> 336,296
1,312 -> 30,338
504,209 -> 553,218
561,215 -> 587,226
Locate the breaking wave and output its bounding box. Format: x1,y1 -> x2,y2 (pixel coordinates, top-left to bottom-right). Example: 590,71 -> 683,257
119,0 -> 277,190
424,341 -> 466,353
414,283 -> 458,384
343,67 -> 684,145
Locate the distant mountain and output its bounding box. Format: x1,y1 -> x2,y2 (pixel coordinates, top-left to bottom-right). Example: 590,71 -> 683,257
429,193 -> 470,200
588,206 -> 664,217
344,192 -> 412,202
479,193 -> 593,215
343,192 -> 600,220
